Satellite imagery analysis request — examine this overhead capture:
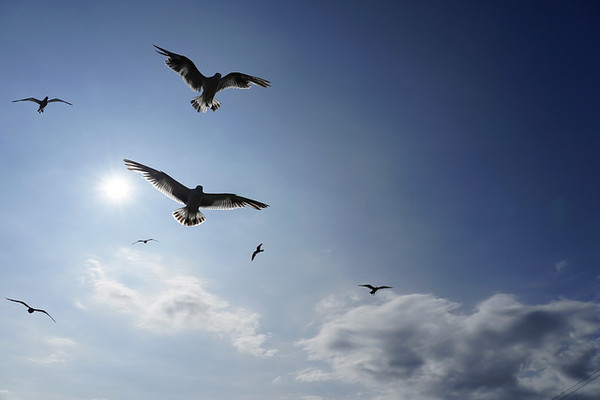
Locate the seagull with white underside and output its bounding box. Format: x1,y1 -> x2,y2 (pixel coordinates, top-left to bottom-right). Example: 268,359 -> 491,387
358,284 -> 393,296
12,96 -> 72,113
5,298 -> 56,322
251,243 -> 264,261
124,159 -> 269,226
154,45 -> 270,113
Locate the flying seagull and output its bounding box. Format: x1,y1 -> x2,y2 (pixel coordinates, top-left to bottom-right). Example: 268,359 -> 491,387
12,96 -> 72,113
154,45 -> 270,113
5,298 -> 56,322
124,159 -> 269,226
251,243 -> 264,261
358,284 -> 393,296
132,238 -> 158,245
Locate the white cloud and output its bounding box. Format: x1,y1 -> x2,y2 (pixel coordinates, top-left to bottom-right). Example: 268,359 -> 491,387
25,336 -> 77,365
82,251 -> 275,357
297,293 -> 600,400
555,259 -> 568,272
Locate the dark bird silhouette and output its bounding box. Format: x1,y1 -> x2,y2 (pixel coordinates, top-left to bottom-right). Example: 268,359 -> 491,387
358,284 -> 393,296
132,238 -> 158,245
251,243 -> 264,261
154,45 -> 270,113
6,298 -> 56,322
124,159 -> 269,226
13,96 -> 72,113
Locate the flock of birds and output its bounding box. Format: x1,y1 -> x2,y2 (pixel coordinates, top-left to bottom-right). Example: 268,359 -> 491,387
7,45 -> 392,323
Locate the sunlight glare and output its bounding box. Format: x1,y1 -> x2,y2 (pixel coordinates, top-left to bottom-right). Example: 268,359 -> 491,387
102,176 -> 131,202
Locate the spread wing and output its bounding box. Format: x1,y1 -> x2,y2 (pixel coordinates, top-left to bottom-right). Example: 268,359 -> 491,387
200,193 -> 269,210
217,73 -> 271,92
378,286 -> 393,290
154,45 -> 206,92
124,159 -> 190,204
5,297 -> 30,308
12,97 -> 42,104
48,98 -> 72,105
358,284 -> 375,290
34,308 -> 56,323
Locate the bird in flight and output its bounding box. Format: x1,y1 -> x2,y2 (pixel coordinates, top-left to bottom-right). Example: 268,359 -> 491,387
13,96 -> 72,113
5,298 -> 56,322
124,159 -> 269,226
358,284 -> 393,296
154,45 -> 270,113
132,238 -> 158,245
251,243 -> 264,261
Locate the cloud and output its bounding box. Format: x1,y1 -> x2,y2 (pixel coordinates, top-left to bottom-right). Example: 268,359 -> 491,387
555,259 -> 568,273
297,293 -> 600,400
82,252 -> 275,357
25,337 -> 77,364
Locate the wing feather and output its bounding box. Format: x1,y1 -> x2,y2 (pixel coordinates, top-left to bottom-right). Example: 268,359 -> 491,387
124,159 -> 190,204
48,98 -> 72,105
12,97 -> 42,104
217,73 -> 271,91
154,45 -> 206,92
200,193 -> 269,210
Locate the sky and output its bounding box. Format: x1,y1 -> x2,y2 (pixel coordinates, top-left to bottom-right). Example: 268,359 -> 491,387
0,1 -> 599,399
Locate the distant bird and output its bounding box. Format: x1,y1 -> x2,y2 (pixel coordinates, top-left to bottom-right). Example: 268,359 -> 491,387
12,96 -> 72,113
251,243 -> 264,261
132,238 -> 158,245
5,298 -> 56,322
154,45 -> 270,113
358,284 -> 393,296
124,159 -> 269,226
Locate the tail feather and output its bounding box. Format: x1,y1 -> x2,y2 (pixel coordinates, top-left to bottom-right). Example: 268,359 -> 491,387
191,95 -> 221,113
172,207 -> 206,226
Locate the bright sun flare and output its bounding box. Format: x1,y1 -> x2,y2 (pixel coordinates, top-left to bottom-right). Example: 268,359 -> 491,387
102,176 -> 131,202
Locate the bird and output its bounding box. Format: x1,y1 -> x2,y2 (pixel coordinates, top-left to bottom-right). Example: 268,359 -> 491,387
358,284 -> 393,296
124,159 -> 269,226
251,243 -> 264,261
154,45 -> 270,113
12,96 -> 72,113
5,298 -> 56,322
132,238 -> 158,245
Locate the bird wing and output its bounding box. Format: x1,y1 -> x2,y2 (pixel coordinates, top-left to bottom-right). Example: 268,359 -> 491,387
358,284 -> 375,290
217,73 -> 271,91
5,297 -> 30,308
48,98 -> 72,105
200,193 -> 269,210
251,251 -> 257,261
34,309 -> 56,323
12,97 -> 42,104
124,159 -> 190,204
378,286 -> 393,290
132,240 -> 142,245
257,243 -> 263,250
154,45 -> 206,92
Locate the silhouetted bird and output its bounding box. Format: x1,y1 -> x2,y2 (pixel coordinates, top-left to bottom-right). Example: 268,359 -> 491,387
5,298 -> 56,322
124,159 -> 269,226
154,45 -> 270,112
358,284 -> 393,296
13,96 -> 72,113
251,243 -> 264,261
132,238 -> 158,245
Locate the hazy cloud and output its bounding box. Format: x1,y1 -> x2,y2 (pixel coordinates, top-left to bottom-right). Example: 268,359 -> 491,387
83,252 -> 275,357
297,293 -> 600,400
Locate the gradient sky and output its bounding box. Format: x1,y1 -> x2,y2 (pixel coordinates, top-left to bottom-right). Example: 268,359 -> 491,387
0,1 -> 599,399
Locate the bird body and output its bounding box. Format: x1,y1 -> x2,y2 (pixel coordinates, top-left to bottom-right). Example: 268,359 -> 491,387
358,284 -> 392,296
124,159 -> 269,226
251,243 -> 264,261
13,96 -> 72,113
154,45 -> 270,112
6,298 -> 56,322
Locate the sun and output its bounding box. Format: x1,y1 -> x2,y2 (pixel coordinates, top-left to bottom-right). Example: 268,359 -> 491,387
101,176 -> 131,202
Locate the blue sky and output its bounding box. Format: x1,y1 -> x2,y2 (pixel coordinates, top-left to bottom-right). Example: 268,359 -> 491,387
0,1 -> 599,399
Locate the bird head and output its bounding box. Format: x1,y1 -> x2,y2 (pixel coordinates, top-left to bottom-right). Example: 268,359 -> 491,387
194,185 -> 204,191
43,96 -> 49,101
215,73 -> 222,79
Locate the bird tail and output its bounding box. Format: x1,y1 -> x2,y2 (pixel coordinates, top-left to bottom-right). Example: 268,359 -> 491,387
172,207 -> 206,226
191,95 -> 220,113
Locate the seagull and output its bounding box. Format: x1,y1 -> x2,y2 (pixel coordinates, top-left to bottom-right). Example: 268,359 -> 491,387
251,243 -> 264,261
154,45 -> 270,113
358,284 -> 393,296
12,96 -> 72,113
132,238 -> 158,245
124,159 -> 269,226
5,298 -> 56,322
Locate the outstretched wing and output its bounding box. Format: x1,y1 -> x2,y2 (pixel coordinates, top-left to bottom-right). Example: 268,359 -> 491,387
358,284 -> 375,290
48,98 -> 72,105
217,72 -> 271,92
5,297 -> 30,308
200,193 -> 269,210
34,309 -> 56,323
154,45 -> 206,92
378,286 -> 393,290
12,97 -> 42,104
124,159 -> 190,204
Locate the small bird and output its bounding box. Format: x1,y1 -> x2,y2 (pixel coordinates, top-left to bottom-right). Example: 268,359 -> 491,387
251,243 -> 264,261
5,298 -> 56,322
358,284 -> 393,296
132,238 -> 158,245
154,45 -> 270,113
124,159 -> 269,226
12,96 -> 72,113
